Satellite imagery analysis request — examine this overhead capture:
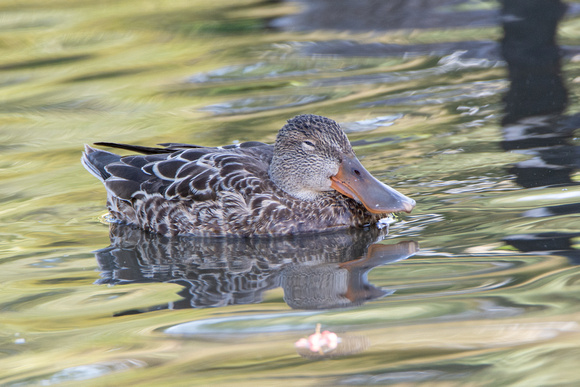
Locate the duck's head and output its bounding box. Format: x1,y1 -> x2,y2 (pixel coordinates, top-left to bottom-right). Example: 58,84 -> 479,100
269,114 -> 415,214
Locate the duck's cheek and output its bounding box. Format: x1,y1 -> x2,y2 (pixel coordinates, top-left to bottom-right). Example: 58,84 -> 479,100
321,165 -> 340,191
309,175 -> 333,192
320,179 -> 334,191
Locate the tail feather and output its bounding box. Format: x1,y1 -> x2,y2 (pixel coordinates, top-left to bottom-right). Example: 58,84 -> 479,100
81,145 -> 121,182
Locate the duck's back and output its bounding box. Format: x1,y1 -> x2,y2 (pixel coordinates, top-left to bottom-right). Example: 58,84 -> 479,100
82,142 -> 372,237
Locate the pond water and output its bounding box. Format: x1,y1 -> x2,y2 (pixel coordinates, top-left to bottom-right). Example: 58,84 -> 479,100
2,0 -> 580,385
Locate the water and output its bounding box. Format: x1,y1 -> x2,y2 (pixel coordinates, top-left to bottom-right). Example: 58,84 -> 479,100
1,0 -> 580,385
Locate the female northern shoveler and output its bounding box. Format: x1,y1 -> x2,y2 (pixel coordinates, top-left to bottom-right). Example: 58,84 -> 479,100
82,114 -> 415,237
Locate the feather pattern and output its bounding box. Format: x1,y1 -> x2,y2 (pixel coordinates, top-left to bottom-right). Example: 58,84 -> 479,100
82,114 -> 414,237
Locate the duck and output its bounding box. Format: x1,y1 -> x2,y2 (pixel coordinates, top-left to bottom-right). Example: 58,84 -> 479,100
82,114 -> 415,237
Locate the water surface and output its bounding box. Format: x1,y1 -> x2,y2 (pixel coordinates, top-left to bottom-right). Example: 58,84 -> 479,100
1,0 -> 580,385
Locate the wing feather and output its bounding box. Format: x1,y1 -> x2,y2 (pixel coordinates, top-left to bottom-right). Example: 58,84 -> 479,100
88,141 -> 274,205
105,163 -> 149,183
105,178 -> 143,200
153,159 -> 187,180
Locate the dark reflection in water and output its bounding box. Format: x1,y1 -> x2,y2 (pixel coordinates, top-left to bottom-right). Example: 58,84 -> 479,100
272,0 -> 580,62
500,0 -> 568,126
500,0 -> 580,261
94,224 -> 418,313
268,0 -> 503,61
273,0 -> 498,31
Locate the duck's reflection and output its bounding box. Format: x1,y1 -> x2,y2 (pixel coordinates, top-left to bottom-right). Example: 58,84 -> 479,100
95,224 -> 418,312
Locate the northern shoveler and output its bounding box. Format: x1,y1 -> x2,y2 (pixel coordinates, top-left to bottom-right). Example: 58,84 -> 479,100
82,114 -> 415,236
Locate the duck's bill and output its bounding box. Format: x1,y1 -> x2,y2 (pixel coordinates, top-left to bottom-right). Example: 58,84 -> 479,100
330,156 -> 415,214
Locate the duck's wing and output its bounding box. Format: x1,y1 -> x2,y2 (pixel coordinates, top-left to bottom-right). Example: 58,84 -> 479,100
83,142 -> 274,203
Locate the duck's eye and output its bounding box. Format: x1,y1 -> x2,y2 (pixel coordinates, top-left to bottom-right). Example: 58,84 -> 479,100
302,140 -> 316,152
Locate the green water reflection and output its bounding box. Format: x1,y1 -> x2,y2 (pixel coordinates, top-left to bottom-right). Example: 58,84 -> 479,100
1,0 -> 580,386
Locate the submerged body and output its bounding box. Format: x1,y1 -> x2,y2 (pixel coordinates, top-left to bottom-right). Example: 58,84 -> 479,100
82,114 -> 415,237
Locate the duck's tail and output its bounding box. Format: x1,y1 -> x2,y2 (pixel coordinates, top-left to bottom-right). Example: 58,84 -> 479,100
81,145 -> 121,182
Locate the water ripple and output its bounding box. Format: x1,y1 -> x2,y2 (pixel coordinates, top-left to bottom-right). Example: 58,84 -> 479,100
7,359 -> 146,387
200,94 -> 327,115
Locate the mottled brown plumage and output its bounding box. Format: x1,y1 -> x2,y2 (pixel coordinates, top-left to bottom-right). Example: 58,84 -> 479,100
82,114 -> 415,237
